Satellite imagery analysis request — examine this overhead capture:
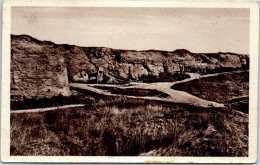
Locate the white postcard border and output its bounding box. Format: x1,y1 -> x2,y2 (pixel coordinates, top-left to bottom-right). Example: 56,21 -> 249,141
1,0 -> 259,163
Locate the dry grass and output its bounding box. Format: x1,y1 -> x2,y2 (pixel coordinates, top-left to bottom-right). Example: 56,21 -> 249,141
93,86 -> 169,98
11,92 -> 91,110
172,71 -> 249,113
11,94 -> 248,156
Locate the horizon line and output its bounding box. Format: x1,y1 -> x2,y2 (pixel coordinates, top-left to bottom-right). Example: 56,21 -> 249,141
11,34 -> 249,55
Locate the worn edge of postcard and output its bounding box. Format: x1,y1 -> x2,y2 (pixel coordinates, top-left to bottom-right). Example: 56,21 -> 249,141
1,0 -> 259,163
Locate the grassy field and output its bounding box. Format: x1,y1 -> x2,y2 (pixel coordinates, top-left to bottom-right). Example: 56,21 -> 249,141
172,71 -> 249,113
11,92 -> 89,110
139,73 -> 190,82
93,86 -> 169,98
11,92 -> 248,156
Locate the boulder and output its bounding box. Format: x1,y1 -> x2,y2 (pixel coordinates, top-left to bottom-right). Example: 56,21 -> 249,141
146,64 -> 164,77
130,64 -> 149,80
72,71 -> 89,83
218,54 -> 242,68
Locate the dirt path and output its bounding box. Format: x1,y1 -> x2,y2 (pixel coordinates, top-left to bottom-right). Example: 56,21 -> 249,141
71,83 -> 224,108
71,70 -> 247,108
228,95 -> 249,101
11,70 -> 246,113
11,104 -> 86,114
11,71 -> 244,113
151,70 -> 246,88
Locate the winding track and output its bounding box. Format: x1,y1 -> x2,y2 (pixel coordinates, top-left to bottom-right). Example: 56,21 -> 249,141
12,70 -> 246,113
11,104 -> 86,114
71,71 -> 246,108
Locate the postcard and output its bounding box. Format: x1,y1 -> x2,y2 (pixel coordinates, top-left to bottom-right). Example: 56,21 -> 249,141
1,0 -> 259,163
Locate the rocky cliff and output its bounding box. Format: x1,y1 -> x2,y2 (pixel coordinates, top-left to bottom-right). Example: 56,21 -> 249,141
11,34 -> 249,101
64,46 -> 249,83
11,35 -> 71,101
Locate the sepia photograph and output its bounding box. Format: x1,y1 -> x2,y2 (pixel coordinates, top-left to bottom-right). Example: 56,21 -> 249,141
1,0 -> 259,163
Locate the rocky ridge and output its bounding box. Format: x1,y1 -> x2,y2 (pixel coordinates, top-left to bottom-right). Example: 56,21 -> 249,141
11,35 -> 71,101
11,34 -> 249,101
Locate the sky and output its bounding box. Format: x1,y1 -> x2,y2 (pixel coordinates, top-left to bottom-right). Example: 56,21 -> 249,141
11,7 -> 250,54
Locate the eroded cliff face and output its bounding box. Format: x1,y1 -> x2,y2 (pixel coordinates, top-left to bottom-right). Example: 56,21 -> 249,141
11,35 -> 71,101
11,35 -> 249,100
66,48 -> 249,83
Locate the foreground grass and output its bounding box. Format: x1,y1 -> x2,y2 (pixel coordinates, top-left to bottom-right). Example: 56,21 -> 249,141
11,94 -> 248,156
172,71 -> 249,113
11,93 -> 89,110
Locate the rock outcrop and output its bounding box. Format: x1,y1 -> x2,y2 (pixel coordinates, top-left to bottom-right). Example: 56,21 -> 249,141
11,35 -> 71,101
11,34 -> 249,101
65,48 -> 249,82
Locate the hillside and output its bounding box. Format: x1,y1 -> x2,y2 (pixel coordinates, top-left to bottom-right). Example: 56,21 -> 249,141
11,34 -> 249,101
